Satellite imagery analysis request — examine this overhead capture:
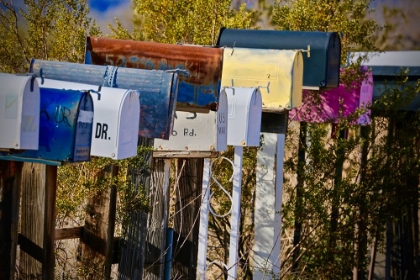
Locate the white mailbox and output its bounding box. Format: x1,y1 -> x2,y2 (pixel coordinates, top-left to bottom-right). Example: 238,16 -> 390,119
154,89 -> 228,153
39,78 -> 140,159
0,73 -> 40,150
226,87 -> 262,146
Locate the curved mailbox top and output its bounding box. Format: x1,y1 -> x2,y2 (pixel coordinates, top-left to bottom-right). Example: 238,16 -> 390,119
0,88 -> 94,165
221,48 -> 303,111
217,28 -> 341,89
0,73 -> 40,150
85,36 -> 223,112
154,89 -> 228,157
289,68 -> 373,125
225,87 -> 262,147
29,59 -> 177,139
40,79 -> 140,160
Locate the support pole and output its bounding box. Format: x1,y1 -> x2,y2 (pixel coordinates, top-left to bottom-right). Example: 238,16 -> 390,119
197,158 -> 211,279
253,133 -> 285,279
42,165 -> 57,280
0,160 -> 23,280
227,146 -> 244,280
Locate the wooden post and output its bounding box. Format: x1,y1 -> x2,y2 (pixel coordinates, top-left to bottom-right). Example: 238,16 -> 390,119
0,160 -> 23,280
143,159 -> 171,279
118,137 -> 154,279
171,158 -> 203,279
19,162 -> 46,279
79,165 -> 118,279
42,165 -> 57,280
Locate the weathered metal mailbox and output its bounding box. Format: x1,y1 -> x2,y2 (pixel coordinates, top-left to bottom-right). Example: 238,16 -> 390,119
217,28 -> 341,89
154,89 -> 228,156
0,87 -> 94,165
221,48 -> 303,110
29,59 -> 177,139
40,79 -> 140,159
0,73 -> 40,150
289,67 -> 373,124
85,36 -> 223,112
225,87 -> 262,146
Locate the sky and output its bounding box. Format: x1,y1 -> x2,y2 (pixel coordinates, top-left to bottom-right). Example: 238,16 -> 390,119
88,0 -> 132,33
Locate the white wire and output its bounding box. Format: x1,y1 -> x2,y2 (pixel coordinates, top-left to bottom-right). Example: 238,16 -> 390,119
208,156 -> 234,218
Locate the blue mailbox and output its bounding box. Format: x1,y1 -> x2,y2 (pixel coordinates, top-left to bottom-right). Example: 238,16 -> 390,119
29,59 -> 178,139
217,28 -> 341,89
0,88 -> 94,165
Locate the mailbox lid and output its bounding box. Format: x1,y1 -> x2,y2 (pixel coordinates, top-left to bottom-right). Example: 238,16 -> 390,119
154,89 -> 228,154
85,36 -> 223,112
0,73 -> 40,150
39,78 -> 140,159
289,67 -> 373,124
226,87 -> 262,146
1,88 -> 94,165
217,28 -> 341,89
221,48 -> 303,110
114,90 -> 140,159
30,59 -> 177,139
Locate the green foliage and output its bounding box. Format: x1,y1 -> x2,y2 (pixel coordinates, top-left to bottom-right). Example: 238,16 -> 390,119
0,0 -> 101,74
272,0 -> 381,63
109,0 -> 257,45
57,145 -> 152,230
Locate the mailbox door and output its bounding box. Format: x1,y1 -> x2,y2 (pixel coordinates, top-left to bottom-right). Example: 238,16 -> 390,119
2,89 -> 94,165
85,36 -> 223,112
222,48 -> 303,110
154,89 -> 228,153
39,78 -> 140,159
226,87 -> 262,146
0,74 -> 40,150
217,28 -> 341,89
30,59 -> 177,139
114,90 -> 140,159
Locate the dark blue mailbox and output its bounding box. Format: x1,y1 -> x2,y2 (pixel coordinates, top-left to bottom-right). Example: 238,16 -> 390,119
216,28 -> 341,89
0,88 -> 94,165
29,59 -> 178,139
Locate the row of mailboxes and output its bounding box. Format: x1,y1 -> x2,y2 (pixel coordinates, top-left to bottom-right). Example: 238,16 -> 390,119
40,79 -> 141,160
0,73 -> 40,150
0,86 -> 94,165
30,59 -> 177,140
154,87 -> 262,153
85,36 -> 223,113
0,77 -> 141,165
217,28 -> 341,90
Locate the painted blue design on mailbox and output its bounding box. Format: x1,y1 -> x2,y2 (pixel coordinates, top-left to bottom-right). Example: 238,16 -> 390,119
84,36 -> 223,112
29,59 -> 178,139
0,88 -> 94,165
